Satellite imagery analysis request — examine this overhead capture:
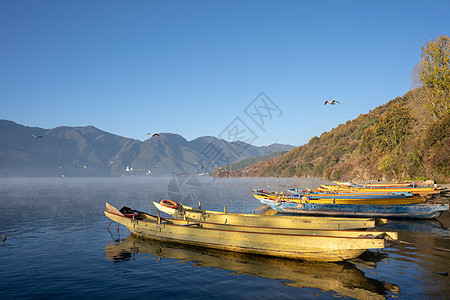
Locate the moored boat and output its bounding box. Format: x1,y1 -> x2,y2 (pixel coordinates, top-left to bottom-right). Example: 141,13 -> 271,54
253,189 -> 426,205
319,184 -> 441,196
104,203 -> 397,262
334,181 -> 414,188
105,234 -> 400,299
289,188 -> 414,196
153,200 -> 385,230
257,197 -> 449,219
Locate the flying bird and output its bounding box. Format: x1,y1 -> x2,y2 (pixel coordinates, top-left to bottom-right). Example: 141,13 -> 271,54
148,133 -> 160,137
324,99 -> 340,105
31,134 -> 43,139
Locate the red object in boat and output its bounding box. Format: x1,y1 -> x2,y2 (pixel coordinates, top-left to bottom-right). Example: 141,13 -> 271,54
160,199 -> 179,209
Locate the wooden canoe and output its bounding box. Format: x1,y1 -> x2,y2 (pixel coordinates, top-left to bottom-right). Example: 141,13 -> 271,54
105,235 -> 399,299
260,189 -> 415,198
104,203 -> 397,262
319,184 -> 441,196
253,190 -> 426,205
288,188 -> 414,197
153,201 -> 385,230
257,197 -> 449,219
333,181 -> 413,188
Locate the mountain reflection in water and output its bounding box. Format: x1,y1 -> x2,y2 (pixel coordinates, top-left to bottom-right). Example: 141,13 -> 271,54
105,234 -> 400,299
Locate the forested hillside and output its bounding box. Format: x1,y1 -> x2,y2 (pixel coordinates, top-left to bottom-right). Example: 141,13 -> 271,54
218,150 -> 288,172
216,36 -> 449,183
217,88 -> 449,182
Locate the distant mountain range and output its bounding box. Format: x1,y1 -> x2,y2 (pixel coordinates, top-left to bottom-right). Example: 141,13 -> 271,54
0,120 -> 294,177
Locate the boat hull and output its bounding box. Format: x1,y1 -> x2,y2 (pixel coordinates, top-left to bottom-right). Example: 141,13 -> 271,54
106,235 -> 400,299
319,185 -> 440,195
259,198 -> 449,219
153,201 -> 382,230
335,181 -> 414,187
253,193 -> 425,205
104,206 -> 393,262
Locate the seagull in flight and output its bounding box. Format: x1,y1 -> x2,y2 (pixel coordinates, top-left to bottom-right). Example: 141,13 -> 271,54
148,133 -> 160,137
31,134 -> 43,139
324,99 -> 340,105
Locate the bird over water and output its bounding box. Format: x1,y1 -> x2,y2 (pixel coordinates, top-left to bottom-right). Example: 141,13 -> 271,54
324,99 -> 340,105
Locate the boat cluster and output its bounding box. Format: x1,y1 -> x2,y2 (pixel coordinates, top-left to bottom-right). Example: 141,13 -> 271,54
103,181 -> 448,262
253,180 -> 448,219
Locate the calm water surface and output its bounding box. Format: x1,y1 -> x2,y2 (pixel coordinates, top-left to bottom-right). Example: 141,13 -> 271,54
0,177 -> 449,299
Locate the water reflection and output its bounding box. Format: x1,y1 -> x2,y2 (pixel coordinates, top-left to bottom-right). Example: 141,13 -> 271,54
377,219 -> 446,235
105,234 -> 399,299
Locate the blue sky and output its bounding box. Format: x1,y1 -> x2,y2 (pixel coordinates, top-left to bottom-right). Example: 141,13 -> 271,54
1,1 -> 449,147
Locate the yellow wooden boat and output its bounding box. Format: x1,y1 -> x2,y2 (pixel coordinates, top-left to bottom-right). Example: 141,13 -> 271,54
319,184 -> 441,196
105,235 -> 400,299
292,196 -> 425,205
153,201 -> 386,230
105,203 -> 397,262
333,181 -> 413,188
252,191 -> 426,205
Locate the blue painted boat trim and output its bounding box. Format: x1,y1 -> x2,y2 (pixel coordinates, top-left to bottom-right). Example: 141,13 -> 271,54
288,188 -> 413,198
259,198 -> 449,219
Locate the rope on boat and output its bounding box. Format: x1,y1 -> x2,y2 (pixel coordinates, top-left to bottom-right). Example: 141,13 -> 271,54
106,220 -> 113,229
106,223 -> 121,242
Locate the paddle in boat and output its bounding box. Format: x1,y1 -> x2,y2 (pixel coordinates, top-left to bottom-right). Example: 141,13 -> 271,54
154,200 -> 386,230
104,203 -> 397,262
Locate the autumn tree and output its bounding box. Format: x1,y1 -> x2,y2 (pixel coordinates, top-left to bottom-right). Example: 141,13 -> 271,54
415,35 -> 450,120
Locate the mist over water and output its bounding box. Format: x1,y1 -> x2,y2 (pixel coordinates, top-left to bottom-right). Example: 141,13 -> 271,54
0,177 -> 449,299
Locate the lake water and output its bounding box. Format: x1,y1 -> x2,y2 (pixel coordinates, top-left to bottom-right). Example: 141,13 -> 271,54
0,177 -> 449,299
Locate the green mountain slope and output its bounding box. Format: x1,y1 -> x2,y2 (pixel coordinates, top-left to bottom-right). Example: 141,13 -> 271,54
216,151 -> 288,173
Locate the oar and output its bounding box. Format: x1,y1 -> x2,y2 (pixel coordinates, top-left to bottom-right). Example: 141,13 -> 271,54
106,202 -> 124,216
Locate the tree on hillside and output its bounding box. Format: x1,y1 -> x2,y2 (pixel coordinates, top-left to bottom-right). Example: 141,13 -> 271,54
360,104 -> 413,154
415,35 -> 450,120
359,104 -> 415,179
